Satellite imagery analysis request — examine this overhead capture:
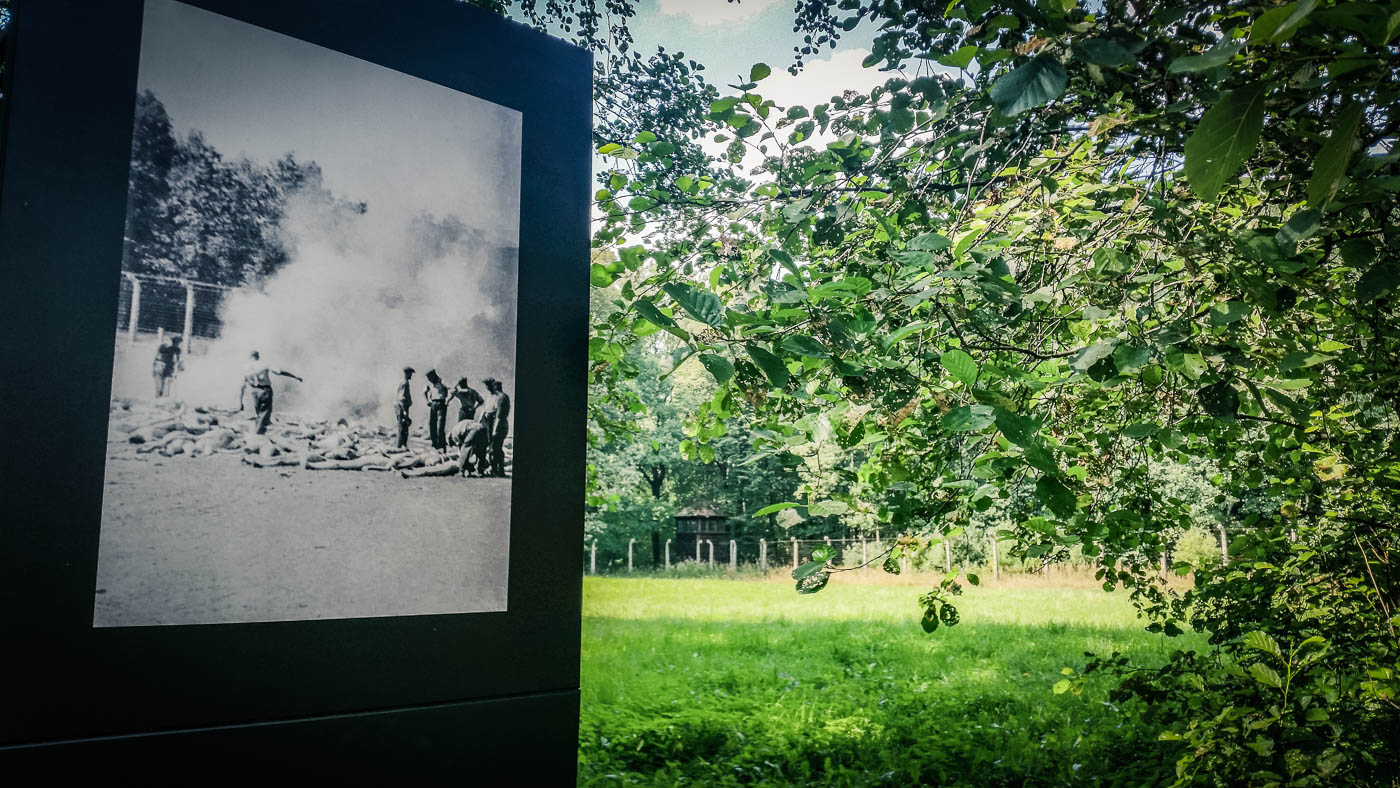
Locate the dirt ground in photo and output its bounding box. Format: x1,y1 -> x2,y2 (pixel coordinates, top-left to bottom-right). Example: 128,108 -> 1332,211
94,452 -> 510,626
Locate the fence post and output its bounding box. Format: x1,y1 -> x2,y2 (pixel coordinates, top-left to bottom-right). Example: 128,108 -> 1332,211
944,540 -> 952,573
901,556 -> 908,575
696,538 -> 702,562
707,540 -> 714,568
665,538 -> 671,570
125,273 -> 141,344
1218,526 -> 1230,566
628,538 -> 634,573
759,539 -> 767,572
791,538 -> 798,571
991,539 -> 999,582
861,538 -> 867,565
590,541 -> 596,575
182,279 -> 195,348
729,540 -> 736,571
824,536 -> 831,546
1159,551 -> 1168,581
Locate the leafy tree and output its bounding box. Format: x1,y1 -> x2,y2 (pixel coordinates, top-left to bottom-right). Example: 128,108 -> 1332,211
584,0 -> 1400,782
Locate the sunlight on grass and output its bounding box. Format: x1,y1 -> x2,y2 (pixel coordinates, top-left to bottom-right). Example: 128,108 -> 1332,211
580,578 -> 1204,786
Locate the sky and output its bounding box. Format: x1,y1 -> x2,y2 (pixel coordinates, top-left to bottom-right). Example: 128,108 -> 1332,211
137,0 -> 522,242
627,0 -> 892,113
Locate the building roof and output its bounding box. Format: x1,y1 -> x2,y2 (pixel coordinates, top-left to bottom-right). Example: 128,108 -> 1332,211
675,505 -> 725,519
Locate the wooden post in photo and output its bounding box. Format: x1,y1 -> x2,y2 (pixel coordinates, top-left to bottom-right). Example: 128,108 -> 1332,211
706,540 -> 714,568
627,538 -> 634,573
696,539 -> 702,562
729,540 -> 736,571
1159,551 -> 1168,581
125,272 -> 141,344
991,539 -> 999,582
823,536 -> 831,547
791,538 -> 798,571
1218,525 -> 1230,566
861,538 -> 867,565
182,279 -> 195,348
590,542 -> 596,575
944,540 -> 952,573
901,556 -> 908,575
665,538 -> 671,570
759,538 -> 767,572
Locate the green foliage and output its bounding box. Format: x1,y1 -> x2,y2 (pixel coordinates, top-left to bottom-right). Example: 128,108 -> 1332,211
582,0 -> 1400,780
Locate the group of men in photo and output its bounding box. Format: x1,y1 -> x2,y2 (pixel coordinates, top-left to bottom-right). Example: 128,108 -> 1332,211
395,366 -> 511,478
150,337 -> 511,478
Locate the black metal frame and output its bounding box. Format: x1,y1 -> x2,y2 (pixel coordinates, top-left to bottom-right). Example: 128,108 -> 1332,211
0,0 -> 588,778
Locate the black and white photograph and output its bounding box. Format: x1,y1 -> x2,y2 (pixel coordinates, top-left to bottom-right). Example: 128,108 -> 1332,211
94,0 -> 522,627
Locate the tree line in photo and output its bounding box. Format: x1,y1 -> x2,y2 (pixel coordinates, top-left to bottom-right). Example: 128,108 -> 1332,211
123,90 -> 365,288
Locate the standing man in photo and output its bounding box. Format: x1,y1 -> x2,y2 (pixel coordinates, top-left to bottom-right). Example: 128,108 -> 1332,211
481,377 -> 511,477
239,350 -> 302,435
424,368 -> 449,452
451,376 -> 484,425
395,366 -> 415,449
152,334 -> 183,399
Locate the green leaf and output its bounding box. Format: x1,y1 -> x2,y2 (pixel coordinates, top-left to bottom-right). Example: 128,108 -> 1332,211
1198,381 -> 1240,422
909,231 -> 953,251
1035,476 -> 1078,518
990,55 -> 1068,116
966,572 -> 980,586
808,499 -> 850,516
940,348 -> 979,386
792,560 -> 827,580
809,544 -> 835,563
1279,350 -> 1332,372
795,571 -> 829,594
1209,301 -> 1252,326
1249,662 -> 1284,689
590,264 -> 616,287
781,335 -> 829,358
1184,86 -> 1267,202
886,321 -> 931,346
1113,345 -> 1151,374
1092,247 -> 1133,276
746,344 -> 790,388
1124,423 -> 1159,438
921,605 -> 941,633
1166,41 -> 1242,73
662,282 -> 725,326
1358,264 -> 1400,303
943,404 -> 995,432
994,408 -> 1038,447
883,551 -> 902,575
1250,0 -> 1318,43
749,62 -> 772,82
1308,102 -> 1364,207
938,45 -> 980,70
1072,39 -> 1134,67
633,299 -> 677,328
1023,443 -> 1059,474
1244,631 -> 1284,660
769,248 -> 803,280
699,354 -> 734,384
1070,343 -> 1116,374
753,501 -> 800,517
1052,678 -> 1072,695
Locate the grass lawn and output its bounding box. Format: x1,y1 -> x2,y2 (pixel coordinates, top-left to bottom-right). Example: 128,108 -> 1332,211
579,576 -> 1205,787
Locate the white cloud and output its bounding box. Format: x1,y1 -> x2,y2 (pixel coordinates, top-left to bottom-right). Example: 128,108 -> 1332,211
656,0 -> 785,27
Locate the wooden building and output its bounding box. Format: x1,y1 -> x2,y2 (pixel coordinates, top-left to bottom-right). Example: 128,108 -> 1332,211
674,505 -> 730,565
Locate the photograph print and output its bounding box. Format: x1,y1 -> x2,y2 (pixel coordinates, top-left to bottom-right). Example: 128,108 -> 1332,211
94,0 -> 521,626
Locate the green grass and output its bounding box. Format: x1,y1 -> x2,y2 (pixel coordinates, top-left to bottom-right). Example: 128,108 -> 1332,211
580,577 -> 1205,787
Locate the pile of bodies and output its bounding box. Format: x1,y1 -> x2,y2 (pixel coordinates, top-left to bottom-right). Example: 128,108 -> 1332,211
107,400 -> 511,479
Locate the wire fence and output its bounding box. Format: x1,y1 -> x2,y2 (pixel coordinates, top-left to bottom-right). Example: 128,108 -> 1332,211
586,536 -> 1000,577
116,272 -> 236,352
